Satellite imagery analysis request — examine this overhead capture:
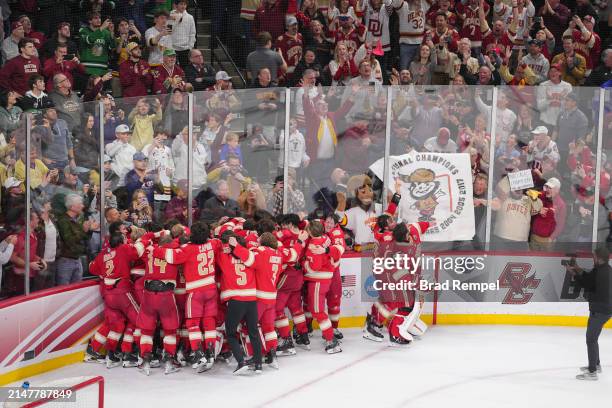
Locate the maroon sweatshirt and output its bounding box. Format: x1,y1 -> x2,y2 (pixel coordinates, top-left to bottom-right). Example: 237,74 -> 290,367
0,55 -> 41,95
119,59 -> 153,98
531,194 -> 556,238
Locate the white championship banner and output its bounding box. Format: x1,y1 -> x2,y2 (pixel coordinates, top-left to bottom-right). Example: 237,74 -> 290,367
370,152 -> 475,241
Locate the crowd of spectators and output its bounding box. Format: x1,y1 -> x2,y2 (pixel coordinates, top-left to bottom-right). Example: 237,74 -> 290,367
0,0 -> 610,299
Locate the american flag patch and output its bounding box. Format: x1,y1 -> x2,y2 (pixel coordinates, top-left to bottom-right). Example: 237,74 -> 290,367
341,275 -> 356,287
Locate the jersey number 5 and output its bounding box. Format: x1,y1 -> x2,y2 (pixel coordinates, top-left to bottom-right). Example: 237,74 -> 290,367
235,264 -> 247,286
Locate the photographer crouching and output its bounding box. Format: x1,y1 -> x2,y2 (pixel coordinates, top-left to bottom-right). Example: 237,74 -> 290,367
565,247 -> 612,381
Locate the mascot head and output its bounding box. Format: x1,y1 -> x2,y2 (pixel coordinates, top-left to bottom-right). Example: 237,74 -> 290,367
401,168 -> 439,200
347,174 -> 374,209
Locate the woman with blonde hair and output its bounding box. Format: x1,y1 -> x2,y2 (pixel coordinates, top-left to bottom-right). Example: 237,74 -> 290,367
327,42 -> 358,86
130,188 -> 153,227
237,183 -> 266,218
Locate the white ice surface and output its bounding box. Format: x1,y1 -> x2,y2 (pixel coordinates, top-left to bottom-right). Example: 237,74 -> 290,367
14,326 -> 612,408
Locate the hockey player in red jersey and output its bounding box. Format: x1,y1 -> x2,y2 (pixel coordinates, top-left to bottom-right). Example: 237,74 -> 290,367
240,231 -> 304,368
274,214 -> 310,354
322,213 -> 346,340
154,222 -> 223,373
303,220 -> 345,354
219,231 -> 263,375
89,233 -> 144,368
364,221 -> 429,345
137,234 -> 181,375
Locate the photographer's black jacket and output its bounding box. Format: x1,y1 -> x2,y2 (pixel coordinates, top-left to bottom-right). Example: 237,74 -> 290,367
574,264 -> 612,314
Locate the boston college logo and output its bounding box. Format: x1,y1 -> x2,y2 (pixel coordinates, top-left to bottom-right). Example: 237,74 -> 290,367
499,263 -> 541,304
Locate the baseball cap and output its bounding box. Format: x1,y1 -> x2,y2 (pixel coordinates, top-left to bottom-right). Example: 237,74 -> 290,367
286,16 -> 298,26
103,154 -> 112,163
163,48 -> 176,57
544,177 -> 561,190
531,125 -> 549,134
549,63 -> 562,71
11,22 -> 23,32
215,71 -> 231,81
126,42 -> 140,52
528,38 -> 542,47
115,124 -> 130,134
133,152 -> 147,161
3,177 -> 21,189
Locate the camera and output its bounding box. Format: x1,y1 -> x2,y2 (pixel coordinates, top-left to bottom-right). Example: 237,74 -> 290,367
34,113 -> 45,126
561,254 -> 577,267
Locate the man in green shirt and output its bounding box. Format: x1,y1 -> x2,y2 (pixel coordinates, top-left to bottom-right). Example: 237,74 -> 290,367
79,12 -> 114,76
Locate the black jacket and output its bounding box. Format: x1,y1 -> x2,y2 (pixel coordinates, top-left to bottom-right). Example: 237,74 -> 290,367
184,63 -> 216,91
574,263 -> 612,314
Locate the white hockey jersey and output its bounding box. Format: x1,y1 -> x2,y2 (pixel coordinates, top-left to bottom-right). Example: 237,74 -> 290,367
393,0 -> 430,45
360,0 -> 394,51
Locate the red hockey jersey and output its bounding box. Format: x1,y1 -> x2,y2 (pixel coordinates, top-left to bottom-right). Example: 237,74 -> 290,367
141,243 -> 179,284
218,244 -> 257,302
303,236 -> 344,282
249,244 -> 301,304
89,243 -> 143,289
154,239 -> 223,292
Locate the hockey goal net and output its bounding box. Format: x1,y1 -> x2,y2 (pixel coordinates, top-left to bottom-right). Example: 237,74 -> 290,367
3,376 -> 104,408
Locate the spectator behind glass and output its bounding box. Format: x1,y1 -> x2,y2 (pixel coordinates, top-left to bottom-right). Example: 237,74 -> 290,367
41,22 -> 78,62
38,103 -> 75,171
472,173 -> 488,248
36,204 -> 58,290
105,124 -> 137,186
202,180 -> 240,213
246,31 -> 288,84
95,93 -> 127,145
164,179 -> 191,224
0,90 -> 23,136
119,42 -> 153,98
6,212 -> 44,296
142,128 -> 174,193
237,182 -> 267,218
163,89 -> 189,137
42,44 -> 86,93
184,49 -> 216,91
556,93 -> 589,165
1,21 -> 27,62
172,126 -> 210,191
56,193 -> 96,285
49,74 -> 82,133
128,97 -> 163,151
125,151 -> 158,204
129,188 -> 153,227
0,38 -> 42,96
219,132 -> 243,164
200,111 -> 228,164
79,12 -> 115,76
73,113 -> 100,172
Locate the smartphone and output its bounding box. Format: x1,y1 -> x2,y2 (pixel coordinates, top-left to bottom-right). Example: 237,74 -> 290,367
63,54 -> 75,61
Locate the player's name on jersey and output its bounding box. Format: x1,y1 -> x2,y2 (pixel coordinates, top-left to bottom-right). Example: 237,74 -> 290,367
372,279 -> 500,293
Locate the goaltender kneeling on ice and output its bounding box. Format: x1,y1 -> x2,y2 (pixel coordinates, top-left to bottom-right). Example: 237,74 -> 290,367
372,279 -> 500,293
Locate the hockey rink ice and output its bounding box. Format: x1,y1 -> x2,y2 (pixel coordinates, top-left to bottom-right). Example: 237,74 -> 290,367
14,325 -> 612,407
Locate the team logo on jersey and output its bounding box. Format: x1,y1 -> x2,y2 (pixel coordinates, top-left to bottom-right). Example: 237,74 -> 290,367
498,262 -> 541,304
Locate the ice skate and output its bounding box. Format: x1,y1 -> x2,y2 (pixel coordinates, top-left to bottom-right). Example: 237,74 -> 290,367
389,333 -> 411,347
294,331 -> 311,350
176,347 -> 188,367
122,352 -> 141,368
576,372 -> 598,381
139,354 -> 152,376
233,360 -> 251,376
163,352 -> 180,375
324,338 -> 342,354
83,344 -> 105,363
265,348 -> 279,369
217,351 -> 233,364
333,328 -> 343,340
580,365 -> 602,373
362,313 -> 384,342
196,345 -> 215,373
190,346 -> 205,370
277,336 -> 297,356
105,350 -> 122,369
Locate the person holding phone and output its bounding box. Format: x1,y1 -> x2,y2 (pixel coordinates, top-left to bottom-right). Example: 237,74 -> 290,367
42,44 -> 86,92
78,12 -> 114,76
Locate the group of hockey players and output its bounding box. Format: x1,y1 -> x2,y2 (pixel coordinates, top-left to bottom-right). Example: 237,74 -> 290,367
84,174 -> 429,376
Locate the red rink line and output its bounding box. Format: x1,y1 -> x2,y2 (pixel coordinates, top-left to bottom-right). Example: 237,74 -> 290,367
255,346 -> 388,407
